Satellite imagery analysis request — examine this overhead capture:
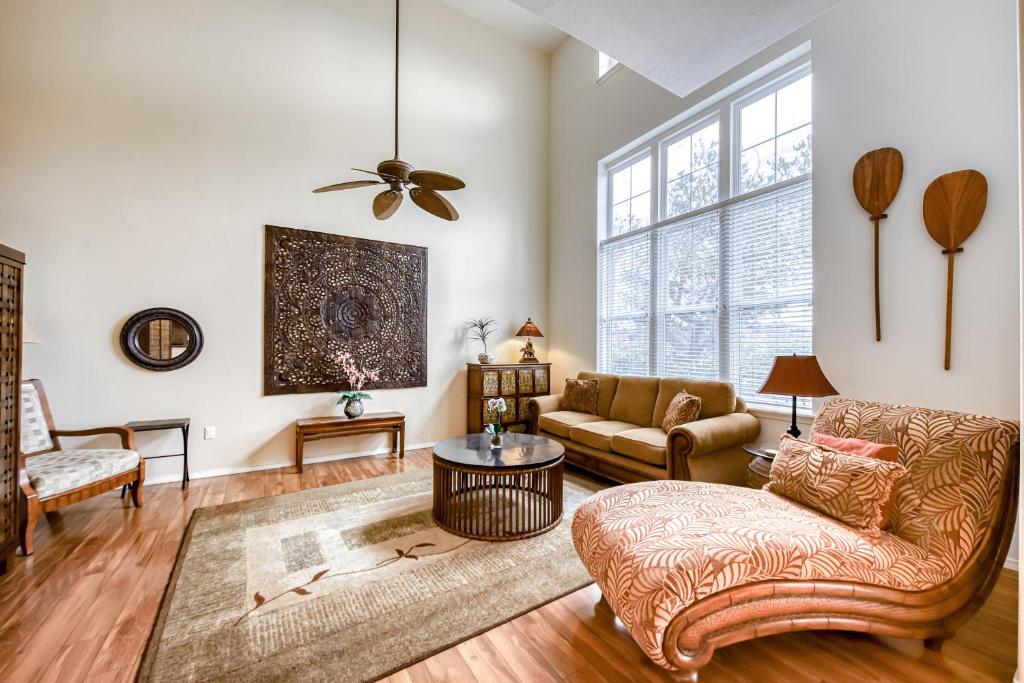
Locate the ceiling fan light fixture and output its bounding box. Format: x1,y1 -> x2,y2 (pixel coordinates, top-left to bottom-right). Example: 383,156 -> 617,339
312,0 -> 464,221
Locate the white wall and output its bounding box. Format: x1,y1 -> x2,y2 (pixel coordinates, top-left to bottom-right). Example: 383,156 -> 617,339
0,0 -> 550,481
548,1 -> 1019,559
549,0 -> 1019,425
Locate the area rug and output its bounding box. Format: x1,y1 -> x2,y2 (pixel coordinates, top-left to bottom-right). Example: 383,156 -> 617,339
138,469 -> 600,682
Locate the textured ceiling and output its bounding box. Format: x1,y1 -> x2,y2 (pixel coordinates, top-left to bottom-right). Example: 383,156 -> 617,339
438,0 -> 565,52
509,0 -> 842,95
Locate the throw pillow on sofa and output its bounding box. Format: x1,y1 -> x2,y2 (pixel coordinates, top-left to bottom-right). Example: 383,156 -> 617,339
811,432 -> 901,528
766,435 -> 906,537
562,378 -> 600,414
661,391 -> 702,432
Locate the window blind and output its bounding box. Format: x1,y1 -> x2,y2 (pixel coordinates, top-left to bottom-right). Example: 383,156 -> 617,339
724,179 -> 812,410
597,229 -> 650,375
597,178 -> 812,410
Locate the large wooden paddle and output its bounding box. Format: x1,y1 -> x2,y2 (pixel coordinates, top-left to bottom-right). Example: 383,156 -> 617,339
922,169 -> 987,370
852,147 -> 904,341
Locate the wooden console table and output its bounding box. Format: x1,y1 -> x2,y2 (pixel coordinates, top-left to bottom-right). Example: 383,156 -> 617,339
294,412 -> 405,473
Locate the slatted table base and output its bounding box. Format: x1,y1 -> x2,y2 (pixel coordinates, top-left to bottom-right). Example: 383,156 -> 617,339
432,456 -> 563,541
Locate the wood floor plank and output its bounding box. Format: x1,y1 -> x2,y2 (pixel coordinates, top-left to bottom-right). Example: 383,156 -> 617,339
0,449 -> 1015,683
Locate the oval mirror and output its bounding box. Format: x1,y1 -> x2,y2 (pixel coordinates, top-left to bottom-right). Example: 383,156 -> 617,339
120,308 -> 204,371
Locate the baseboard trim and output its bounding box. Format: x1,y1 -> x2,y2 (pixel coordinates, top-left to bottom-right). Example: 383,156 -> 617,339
142,441 -> 436,486
1003,556 -> 1019,571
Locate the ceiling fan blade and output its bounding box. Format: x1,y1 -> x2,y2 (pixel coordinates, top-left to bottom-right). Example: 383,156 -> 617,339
312,179 -> 383,193
352,167 -> 402,182
409,170 -> 465,191
373,189 -> 404,220
410,188 -> 459,221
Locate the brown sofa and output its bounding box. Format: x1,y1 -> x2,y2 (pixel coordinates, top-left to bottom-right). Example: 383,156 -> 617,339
528,371 -> 760,485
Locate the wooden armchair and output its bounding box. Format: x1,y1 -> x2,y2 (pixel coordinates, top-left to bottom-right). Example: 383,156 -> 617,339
18,379 -> 143,555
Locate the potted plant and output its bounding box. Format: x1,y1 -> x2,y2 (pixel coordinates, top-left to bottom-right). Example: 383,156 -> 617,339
466,316 -> 497,364
336,352 -> 380,419
484,397 -> 507,447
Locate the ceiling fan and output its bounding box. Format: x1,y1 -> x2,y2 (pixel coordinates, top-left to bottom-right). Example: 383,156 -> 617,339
313,0 -> 465,221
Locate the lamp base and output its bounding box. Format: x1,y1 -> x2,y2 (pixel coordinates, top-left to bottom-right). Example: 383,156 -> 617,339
518,339 -> 540,364
787,395 -> 801,439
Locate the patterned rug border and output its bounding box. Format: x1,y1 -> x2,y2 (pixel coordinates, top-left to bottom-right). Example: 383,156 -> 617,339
136,468 -> 600,682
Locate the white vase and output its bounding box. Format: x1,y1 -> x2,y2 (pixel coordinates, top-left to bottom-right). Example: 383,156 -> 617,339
478,352 -> 495,364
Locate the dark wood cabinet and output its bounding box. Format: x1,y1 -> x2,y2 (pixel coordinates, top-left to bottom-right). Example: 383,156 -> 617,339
0,244 -> 23,574
466,363 -> 551,434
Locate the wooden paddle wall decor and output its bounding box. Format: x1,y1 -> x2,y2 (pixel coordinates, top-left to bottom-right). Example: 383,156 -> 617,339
852,147 -> 904,341
922,170 -> 987,370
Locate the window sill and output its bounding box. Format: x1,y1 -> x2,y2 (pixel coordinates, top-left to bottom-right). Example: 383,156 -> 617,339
747,406 -> 814,422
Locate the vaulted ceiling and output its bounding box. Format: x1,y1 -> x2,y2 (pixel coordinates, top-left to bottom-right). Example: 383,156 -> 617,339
506,0 -> 843,96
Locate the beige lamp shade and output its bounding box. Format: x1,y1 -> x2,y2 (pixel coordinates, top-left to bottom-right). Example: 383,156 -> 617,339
758,355 -> 837,397
515,318 -> 543,338
22,321 -> 41,344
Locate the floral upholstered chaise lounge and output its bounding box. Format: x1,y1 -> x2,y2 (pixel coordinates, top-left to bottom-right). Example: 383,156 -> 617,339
571,399 -> 1019,681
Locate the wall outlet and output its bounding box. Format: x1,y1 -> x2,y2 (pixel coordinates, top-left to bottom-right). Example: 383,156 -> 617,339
204,426 -> 216,440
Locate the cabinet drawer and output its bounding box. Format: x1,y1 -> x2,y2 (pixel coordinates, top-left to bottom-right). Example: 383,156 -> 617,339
517,369 -> 534,393
500,369 -> 517,395
481,370 -> 500,397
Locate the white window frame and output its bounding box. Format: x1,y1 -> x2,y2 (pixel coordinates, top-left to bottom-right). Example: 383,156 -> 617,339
598,52 -> 622,83
597,56 -> 813,414
731,63 -> 812,196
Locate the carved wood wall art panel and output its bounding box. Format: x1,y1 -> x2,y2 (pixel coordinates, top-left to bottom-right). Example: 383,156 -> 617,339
263,225 -> 427,395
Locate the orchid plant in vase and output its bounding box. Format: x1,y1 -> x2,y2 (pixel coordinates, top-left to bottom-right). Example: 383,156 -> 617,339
336,352 -> 380,419
484,397 -> 507,447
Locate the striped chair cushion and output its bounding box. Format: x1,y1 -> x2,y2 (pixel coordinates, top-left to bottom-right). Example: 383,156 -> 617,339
26,449 -> 139,498
20,382 -> 53,454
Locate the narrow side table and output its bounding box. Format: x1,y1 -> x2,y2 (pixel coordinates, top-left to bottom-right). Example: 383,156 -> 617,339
743,444 -> 776,489
295,412 -> 405,473
121,418 -> 191,495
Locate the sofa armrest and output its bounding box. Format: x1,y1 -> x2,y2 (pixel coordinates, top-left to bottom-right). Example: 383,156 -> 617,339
668,412 -> 761,479
528,394 -> 563,435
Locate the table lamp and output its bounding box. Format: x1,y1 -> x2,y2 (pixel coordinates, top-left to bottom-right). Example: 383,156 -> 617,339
515,318 -> 543,364
758,354 -> 837,438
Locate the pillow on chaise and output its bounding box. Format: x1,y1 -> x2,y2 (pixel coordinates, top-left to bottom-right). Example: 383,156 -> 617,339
811,433 -> 900,528
766,435 -> 906,537
562,378 -> 600,414
661,391 -> 702,432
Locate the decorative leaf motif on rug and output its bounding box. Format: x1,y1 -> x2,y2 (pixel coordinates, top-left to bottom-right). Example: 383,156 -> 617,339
234,540 -> 470,625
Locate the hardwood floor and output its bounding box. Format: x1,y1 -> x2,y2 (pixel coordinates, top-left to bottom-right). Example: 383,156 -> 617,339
0,449 -> 1016,682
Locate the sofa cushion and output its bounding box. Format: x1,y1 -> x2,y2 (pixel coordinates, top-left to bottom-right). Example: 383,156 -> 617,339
569,421 -> 639,451
538,410 -> 604,439
26,448 -> 140,499
608,376 -> 660,427
577,371 -> 619,418
660,392 -> 702,432
561,378 -> 599,414
653,377 -> 737,424
766,436 -> 906,537
610,428 -> 667,467
572,480 -> 936,670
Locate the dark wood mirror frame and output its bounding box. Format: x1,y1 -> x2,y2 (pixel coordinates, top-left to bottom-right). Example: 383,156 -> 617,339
120,307 -> 204,371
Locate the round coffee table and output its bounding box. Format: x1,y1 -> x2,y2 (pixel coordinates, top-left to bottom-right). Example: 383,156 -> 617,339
432,433 -> 565,541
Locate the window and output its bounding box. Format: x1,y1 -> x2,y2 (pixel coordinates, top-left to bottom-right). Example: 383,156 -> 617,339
608,155 -> 651,235
598,52 -> 619,79
738,73 -> 812,193
664,118 -> 719,217
598,63 -> 812,411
